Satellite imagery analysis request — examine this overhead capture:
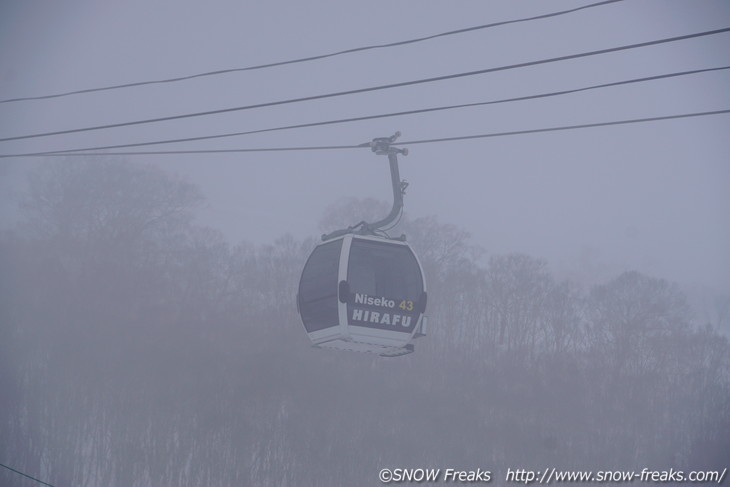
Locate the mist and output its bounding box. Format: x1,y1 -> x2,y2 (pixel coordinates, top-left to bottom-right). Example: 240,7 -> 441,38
1,1 -> 729,486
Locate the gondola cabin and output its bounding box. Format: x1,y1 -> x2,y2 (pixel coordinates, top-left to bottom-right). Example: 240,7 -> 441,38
297,234 -> 427,357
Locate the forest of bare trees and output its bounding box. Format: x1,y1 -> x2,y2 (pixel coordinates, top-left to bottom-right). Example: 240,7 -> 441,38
1,159 -> 728,486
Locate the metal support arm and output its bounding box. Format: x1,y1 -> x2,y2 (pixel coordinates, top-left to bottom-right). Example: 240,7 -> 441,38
322,132 -> 408,241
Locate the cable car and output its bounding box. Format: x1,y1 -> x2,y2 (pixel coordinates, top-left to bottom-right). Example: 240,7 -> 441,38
298,233 -> 427,356
296,133 -> 428,356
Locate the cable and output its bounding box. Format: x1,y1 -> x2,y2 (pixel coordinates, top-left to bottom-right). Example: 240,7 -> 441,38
24,66 -> 730,156
2,109 -> 727,159
1,27 -> 728,144
0,144 -> 362,158
0,0 -> 624,105
0,462 -> 56,487
394,109 -> 730,146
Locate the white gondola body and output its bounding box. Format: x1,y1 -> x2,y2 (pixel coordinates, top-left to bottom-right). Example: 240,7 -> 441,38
297,234 -> 427,357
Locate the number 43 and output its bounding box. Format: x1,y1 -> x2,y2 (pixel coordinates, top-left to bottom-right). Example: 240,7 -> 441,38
399,300 -> 414,311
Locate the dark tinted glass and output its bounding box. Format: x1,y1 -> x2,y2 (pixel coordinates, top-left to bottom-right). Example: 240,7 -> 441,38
347,239 -> 423,301
299,240 -> 342,332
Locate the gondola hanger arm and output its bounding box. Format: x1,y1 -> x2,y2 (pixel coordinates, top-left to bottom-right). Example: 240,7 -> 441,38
322,132 -> 409,241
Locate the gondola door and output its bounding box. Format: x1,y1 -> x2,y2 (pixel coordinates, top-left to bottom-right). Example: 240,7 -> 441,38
338,235 -> 426,352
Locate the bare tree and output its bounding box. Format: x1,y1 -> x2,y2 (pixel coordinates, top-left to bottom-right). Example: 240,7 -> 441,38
588,271 -> 690,373
484,254 -> 553,358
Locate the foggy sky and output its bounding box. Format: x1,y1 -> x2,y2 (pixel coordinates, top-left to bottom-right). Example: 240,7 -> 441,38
1,0 -> 729,292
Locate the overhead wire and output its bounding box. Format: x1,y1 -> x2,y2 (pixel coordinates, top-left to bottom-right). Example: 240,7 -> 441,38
0,0 -> 624,105
2,109 -> 727,158
0,462 -> 56,487
394,109 -> 730,147
1,27 -> 728,144
0,144 -> 362,158
18,66 -> 730,156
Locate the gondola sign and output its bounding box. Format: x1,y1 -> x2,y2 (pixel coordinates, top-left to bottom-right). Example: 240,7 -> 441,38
349,293 -> 416,330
